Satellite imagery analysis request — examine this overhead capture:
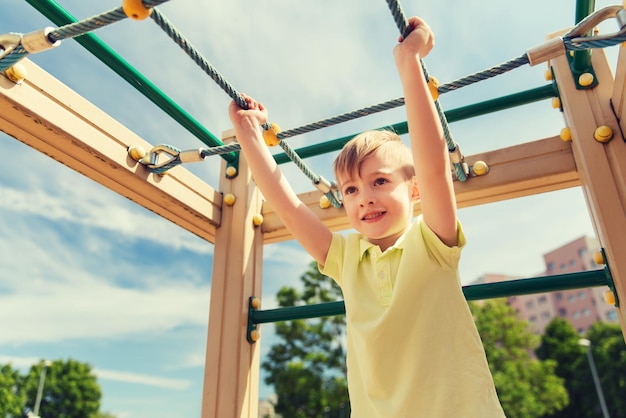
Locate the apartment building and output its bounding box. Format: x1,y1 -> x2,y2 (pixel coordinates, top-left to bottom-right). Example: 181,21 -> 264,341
474,236 -> 619,334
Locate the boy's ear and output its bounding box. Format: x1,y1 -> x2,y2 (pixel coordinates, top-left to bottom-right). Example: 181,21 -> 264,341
411,176 -> 420,201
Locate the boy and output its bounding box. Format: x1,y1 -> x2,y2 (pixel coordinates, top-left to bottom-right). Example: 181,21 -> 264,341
229,16 -> 505,418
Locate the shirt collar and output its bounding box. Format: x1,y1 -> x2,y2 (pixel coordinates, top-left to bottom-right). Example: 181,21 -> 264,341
358,222 -> 413,260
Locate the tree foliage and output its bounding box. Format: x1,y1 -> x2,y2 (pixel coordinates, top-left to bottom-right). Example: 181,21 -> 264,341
21,358 -> 102,418
537,319 -> 626,418
262,261 -> 349,417
470,299 -> 568,418
0,358 -> 114,418
0,363 -> 25,417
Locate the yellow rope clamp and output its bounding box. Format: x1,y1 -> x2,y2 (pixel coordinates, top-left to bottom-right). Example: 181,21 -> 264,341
263,122 -> 281,147
427,76 -> 439,101
122,0 -> 153,20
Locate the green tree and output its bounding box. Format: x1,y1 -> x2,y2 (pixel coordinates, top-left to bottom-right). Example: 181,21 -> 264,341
0,363 -> 25,417
470,299 -> 568,418
22,358 -> 101,418
536,317 -> 587,418
262,261 -> 350,418
537,319 -> 626,418
582,322 -> 626,418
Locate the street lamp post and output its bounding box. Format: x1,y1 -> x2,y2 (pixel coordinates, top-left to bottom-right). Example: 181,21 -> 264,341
578,338 -> 610,418
33,360 -> 52,417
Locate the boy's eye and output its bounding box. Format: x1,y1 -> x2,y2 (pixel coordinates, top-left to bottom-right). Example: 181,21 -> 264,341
343,186 -> 357,195
374,178 -> 388,186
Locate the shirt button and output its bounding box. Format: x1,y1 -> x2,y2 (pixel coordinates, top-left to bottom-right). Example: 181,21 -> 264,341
378,272 -> 385,279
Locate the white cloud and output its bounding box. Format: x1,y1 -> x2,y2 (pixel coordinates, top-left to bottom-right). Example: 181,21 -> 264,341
0,184 -> 212,256
94,369 -> 192,390
0,355 -> 191,390
0,274 -> 211,345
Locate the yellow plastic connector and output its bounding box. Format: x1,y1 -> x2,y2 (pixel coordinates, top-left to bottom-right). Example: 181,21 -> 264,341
604,290 -> 616,306
252,213 -> 264,226
127,145 -> 147,162
578,72 -> 594,87
319,195 -> 331,209
593,251 -> 605,265
551,97 -> 561,109
544,69 -> 553,81
249,329 -> 260,342
122,0 -> 152,20
472,161 -> 489,176
4,63 -> 27,83
560,127 -> 572,142
263,123 -> 281,147
223,193 -> 236,206
594,126 -> 613,143
225,166 -> 237,178
251,297 -> 261,309
427,76 -> 439,101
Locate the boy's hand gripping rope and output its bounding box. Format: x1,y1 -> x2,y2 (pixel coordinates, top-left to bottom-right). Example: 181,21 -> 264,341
130,8 -> 344,207
384,0 -> 469,182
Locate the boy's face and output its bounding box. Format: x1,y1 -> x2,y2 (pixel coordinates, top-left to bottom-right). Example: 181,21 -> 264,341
338,149 -> 418,251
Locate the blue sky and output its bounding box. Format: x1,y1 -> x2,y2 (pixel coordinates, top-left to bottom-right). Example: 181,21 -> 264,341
0,0 -> 618,416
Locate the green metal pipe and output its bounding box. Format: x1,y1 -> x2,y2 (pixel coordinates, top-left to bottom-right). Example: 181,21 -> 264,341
274,84 -> 557,164
250,268 -> 610,324
25,0 -> 237,163
573,0 -> 595,72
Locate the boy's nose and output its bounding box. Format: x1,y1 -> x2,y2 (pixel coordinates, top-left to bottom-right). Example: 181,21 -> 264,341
359,192 -> 375,206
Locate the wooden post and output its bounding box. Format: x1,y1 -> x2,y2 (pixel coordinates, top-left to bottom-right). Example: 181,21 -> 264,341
202,130 -> 263,417
550,43 -> 626,338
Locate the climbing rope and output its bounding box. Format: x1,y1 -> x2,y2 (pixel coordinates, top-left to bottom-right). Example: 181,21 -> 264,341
134,2 -> 626,183
141,7 -> 343,207
385,0 -> 468,181
3,1 -> 626,202
0,0 -> 171,71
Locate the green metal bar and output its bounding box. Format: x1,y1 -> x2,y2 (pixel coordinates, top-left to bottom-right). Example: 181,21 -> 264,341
573,0 -> 595,72
274,84 -> 557,164
250,268 -> 610,324
25,0 -> 237,164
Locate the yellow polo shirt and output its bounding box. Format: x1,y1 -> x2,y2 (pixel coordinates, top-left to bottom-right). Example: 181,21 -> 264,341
320,217 -> 505,417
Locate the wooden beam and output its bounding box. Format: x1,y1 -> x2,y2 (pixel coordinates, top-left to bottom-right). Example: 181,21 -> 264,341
261,136 -> 580,243
0,59 -> 221,243
551,42 -> 626,337
202,135 -> 263,418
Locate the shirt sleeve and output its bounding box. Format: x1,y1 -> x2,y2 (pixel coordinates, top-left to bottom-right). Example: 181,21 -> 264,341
418,218 -> 466,271
318,232 -> 345,286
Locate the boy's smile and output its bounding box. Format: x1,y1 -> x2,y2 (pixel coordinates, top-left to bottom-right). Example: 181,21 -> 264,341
339,149 -> 419,251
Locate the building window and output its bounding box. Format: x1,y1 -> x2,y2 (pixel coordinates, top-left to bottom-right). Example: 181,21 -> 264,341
583,308 -> 590,316
573,311 -> 580,319
529,316 -> 537,323
559,308 -> 567,316
568,294 -> 576,302
547,262 -> 555,271
578,291 -> 586,299
526,300 -> 534,309
569,259 -> 576,266
541,311 -> 551,320
538,296 -> 547,304
555,292 -> 562,301
560,263 -> 567,270
607,310 -> 618,321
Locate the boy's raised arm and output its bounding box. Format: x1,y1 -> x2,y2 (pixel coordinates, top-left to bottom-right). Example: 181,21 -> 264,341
228,95 -> 333,265
393,17 -> 459,247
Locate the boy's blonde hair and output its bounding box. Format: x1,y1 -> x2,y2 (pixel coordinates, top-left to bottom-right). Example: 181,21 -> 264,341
333,130 -> 415,184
